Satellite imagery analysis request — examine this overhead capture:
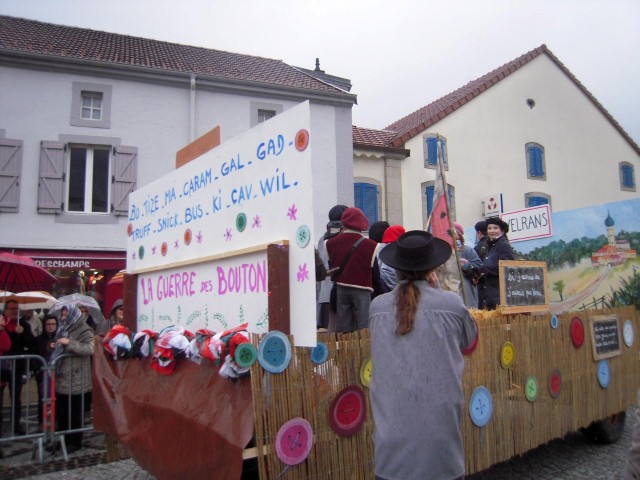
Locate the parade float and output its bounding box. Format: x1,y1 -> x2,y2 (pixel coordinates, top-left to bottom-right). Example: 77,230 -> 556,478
93,102 -> 640,479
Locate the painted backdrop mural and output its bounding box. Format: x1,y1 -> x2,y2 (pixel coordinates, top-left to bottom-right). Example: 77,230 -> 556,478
515,197 -> 640,313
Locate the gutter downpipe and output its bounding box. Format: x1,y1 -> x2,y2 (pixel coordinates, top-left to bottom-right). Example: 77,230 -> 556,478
190,74 -> 196,142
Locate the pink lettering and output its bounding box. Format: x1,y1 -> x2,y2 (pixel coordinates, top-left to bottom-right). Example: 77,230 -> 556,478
216,261 -> 267,295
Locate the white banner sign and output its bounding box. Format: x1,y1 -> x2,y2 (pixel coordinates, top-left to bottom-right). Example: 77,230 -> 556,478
126,102 -> 316,346
501,205 -> 552,243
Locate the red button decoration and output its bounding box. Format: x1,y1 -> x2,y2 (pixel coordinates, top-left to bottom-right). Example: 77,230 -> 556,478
570,316 -> 584,349
329,385 -> 366,436
548,369 -> 562,398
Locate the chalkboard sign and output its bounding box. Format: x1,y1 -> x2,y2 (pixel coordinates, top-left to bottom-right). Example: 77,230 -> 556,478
590,315 -> 622,360
499,260 -> 549,314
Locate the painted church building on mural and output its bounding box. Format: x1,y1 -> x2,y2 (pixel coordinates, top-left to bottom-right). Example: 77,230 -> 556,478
591,211 -> 637,267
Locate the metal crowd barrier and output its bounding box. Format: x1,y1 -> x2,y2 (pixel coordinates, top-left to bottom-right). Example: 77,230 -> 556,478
0,353 -> 94,463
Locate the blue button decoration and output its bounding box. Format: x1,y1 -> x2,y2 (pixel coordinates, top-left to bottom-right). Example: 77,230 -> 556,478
597,359 -> 610,389
550,315 -> 559,329
310,342 -> 329,365
258,331 -> 292,374
469,386 -> 493,428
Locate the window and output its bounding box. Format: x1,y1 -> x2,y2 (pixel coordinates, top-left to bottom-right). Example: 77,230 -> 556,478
81,92 -> 103,120
620,162 -> 636,191
38,138 -> 137,218
525,192 -> 551,209
354,182 -> 379,227
423,135 -> 448,169
423,181 -> 455,224
68,145 -> 110,213
250,101 -> 283,127
70,82 -> 112,128
257,109 -> 276,124
526,143 -> 546,179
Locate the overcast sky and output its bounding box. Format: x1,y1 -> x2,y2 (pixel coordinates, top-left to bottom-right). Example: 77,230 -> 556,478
2,0 -> 639,144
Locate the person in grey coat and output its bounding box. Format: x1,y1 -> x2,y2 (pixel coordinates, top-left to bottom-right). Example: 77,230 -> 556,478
50,304 -> 94,452
369,231 -> 477,480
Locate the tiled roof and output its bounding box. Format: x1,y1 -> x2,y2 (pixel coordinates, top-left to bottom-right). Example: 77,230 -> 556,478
0,15 -> 352,96
384,45 -> 640,154
352,126 -> 399,148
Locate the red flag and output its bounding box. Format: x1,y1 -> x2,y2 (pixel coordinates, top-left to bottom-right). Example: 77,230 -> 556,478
430,138 -> 454,248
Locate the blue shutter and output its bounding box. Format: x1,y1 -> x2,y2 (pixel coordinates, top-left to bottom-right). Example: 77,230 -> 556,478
621,165 -> 635,188
527,196 -> 548,207
426,137 -> 437,166
426,185 -> 434,218
354,182 -> 378,227
528,146 -> 544,177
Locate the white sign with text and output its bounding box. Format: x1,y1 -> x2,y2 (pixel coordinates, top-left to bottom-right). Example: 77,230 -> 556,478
126,102 -> 316,346
501,205 -> 552,243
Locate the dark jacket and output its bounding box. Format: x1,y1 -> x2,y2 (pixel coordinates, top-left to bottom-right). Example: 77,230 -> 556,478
326,231 -> 378,292
474,236 -> 489,261
478,235 -> 515,309
6,317 -> 36,374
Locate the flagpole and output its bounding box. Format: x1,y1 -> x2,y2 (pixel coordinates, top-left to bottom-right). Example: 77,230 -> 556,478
436,135 -> 468,306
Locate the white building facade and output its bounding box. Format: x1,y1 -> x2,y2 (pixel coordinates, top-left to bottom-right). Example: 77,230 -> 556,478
0,15 -> 356,300
353,45 -> 639,236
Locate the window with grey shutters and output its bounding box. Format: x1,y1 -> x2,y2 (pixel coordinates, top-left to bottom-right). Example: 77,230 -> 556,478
111,145 -> 138,216
38,141 -> 65,213
0,138 -> 23,212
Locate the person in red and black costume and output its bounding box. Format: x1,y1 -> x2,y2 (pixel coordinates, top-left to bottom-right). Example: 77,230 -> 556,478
1,299 -> 36,436
326,207 -> 378,333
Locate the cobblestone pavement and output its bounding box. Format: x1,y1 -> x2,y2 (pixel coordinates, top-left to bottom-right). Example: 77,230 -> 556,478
0,408 -> 636,479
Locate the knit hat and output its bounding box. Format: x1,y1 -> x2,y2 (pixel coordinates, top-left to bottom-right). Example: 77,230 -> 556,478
485,216 -> 509,233
341,207 -> 369,232
454,222 -> 464,238
381,225 -> 406,243
328,204 -> 348,222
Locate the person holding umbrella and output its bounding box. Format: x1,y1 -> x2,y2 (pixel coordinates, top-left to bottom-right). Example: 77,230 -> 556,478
49,304 -> 94,453
0,310 -> 12,456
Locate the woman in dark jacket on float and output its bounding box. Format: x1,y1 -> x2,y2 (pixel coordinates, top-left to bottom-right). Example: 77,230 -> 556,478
478,217 -> 515,310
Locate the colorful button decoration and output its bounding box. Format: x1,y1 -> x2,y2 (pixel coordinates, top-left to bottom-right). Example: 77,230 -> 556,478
548,369 -> 562,398
310,342 -> 329,365
525,376 -> 539,402
234,343 -> 257,368
623,320 -> 634,347
236,212 -> 247,232
570,316 -> 584,349
360,356 -> 372,388
275,418 -> 313,466
550,315 -> 559,329
295,225 -> 311,248
258,331 -> 292,373
597,359 -> 611,389
469,386 -> 493,427
500,341 -> 515,369
329,385 -> 366,436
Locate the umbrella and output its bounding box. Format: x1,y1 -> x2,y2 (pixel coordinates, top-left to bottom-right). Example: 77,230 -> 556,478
1,290 -> 59,310
50,293 -> 106,325
0,252 -> 58,293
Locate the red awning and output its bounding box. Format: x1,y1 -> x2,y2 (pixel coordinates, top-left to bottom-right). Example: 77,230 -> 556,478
1,249 -> 126,271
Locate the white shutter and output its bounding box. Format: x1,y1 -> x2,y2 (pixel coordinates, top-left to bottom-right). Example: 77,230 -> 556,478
0,138 -> 23,212
38,141 -> 65,214
111,145 -> 137,216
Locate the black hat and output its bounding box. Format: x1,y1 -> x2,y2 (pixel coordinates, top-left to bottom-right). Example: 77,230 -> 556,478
328,204 -> 348,222
379,230 -> 452,272
485,216 -> 509,233
474,221 -> 487,234
368,221 -> 390,242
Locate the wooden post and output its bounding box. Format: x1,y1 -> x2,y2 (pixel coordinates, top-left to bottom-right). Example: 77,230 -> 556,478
175,126 -> 221,168
267,243 -> 290,334
122,273 -> 138,332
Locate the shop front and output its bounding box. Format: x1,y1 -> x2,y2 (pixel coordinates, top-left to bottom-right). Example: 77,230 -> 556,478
0,248 -> 126,313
